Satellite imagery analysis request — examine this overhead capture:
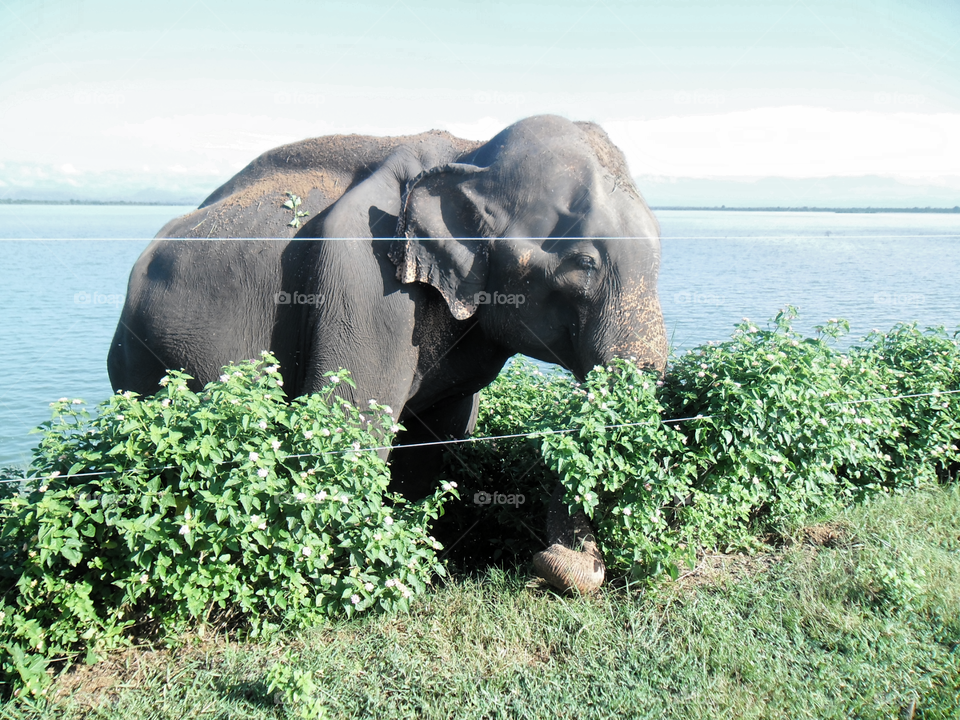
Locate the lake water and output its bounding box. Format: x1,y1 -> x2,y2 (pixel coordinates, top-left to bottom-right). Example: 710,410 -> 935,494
1,205 -> 958,467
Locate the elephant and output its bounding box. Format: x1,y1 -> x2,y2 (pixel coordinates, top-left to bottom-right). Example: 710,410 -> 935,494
108,114 -> 668,593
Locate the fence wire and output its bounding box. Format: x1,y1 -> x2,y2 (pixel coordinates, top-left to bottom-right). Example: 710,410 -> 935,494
3,387 -> 958,486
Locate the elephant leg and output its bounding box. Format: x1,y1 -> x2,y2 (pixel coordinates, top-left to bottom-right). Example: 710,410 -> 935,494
388,393 -> 480,500
533,483 -> 605,593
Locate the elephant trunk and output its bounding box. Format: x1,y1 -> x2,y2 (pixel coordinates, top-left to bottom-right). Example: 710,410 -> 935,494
533,483 -> 605,593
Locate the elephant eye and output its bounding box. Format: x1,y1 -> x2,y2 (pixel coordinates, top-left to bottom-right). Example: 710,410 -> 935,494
576,255 -> 598,271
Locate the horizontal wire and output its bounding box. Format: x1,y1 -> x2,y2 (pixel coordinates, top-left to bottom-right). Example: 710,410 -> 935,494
3,387 -> 955,486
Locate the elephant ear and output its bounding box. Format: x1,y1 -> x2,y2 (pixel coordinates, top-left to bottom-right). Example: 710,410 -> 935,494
390,163 -> 494,321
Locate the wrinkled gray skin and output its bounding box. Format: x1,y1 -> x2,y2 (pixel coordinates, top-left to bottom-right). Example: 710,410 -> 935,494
108,114 -> 667,592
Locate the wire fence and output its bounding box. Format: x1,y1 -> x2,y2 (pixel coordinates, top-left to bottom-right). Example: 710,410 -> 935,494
3,387 -> 958,486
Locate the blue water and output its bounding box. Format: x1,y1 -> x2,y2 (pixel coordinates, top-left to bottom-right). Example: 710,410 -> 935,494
1,205 -> 958,467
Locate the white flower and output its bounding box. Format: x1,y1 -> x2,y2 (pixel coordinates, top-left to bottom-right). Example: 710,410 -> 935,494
316,490 -> 327,501
258,522 -> 267,530
184,509 -> 191,520
296,492 -> 307,501
276,380 -> 283,387
271,440 -> 281,450
341,495 -> 349,503
259,420 -> 267,430
116,414 -> 125,421
351,594 -> 360,605
233,371 -> 243,378
249,451 -> 259,461
587,393 -> 595,401
386,579 -> 395,587
264,394 -> 272,400
402,589 -> 411,598
179,525 -> 190,536
58,397 -> 69,402
159,376 -> 169,386
623,507 -> 632,516
593,365 -> 604,372
265,365 -> 279,374
49,471 -> 61,479
352,441 -> 361,451
365,582 -> 375,591
383,406 -> 393,415
140,574 -> 149,584
72,398 -> 83,404
38,485 -> 48,493
301,546 -> 312,556
390,424 -> 401,433
230,399 -> 240,405
369,399 -> 377,406
330,375 -> 340,384
320,428 -> 330,437
161,398 -> 171,407
257,468 -> 269,478
304,430 -> 314,439
384,516 -> 394,526
219,374 -> 230,382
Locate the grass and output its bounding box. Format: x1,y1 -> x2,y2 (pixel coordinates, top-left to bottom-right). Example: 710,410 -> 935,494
4,483 -> 959,719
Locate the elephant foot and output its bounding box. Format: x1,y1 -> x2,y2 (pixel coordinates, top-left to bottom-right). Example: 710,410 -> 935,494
533,482 -> 606,593
533,542 -> 605,594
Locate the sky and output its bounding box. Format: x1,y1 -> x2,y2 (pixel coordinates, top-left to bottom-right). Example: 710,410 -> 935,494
1,0 -> 959,207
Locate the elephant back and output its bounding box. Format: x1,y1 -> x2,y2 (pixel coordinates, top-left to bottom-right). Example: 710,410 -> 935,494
156,131 -> 483,239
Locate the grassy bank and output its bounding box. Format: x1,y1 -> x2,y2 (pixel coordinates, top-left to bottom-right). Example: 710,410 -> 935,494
5,483 -> 958,719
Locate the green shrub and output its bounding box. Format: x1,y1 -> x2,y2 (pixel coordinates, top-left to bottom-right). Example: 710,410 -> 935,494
533,309 -> 959,581
447,309 -> 959,583
0,354 -> 453,697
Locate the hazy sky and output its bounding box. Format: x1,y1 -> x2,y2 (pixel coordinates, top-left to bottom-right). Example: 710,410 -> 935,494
1,0 -> 958,202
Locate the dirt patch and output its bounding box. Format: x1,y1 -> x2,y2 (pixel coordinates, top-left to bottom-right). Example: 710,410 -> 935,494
800,522 -> 849,548
675,552 -> 779,588
50,647 -> 162,706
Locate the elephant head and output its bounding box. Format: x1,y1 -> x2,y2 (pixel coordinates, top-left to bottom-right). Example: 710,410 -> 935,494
389,115 -> 667,592
390,114 -> 668,379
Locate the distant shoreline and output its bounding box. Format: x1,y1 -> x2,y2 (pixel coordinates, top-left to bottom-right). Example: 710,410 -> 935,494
0,199 -> 197,206
655,206 -> 960,214
2,199 -> 958,213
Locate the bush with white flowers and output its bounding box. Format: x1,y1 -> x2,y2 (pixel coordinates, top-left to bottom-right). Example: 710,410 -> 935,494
457,308 -> 960,582
0,354 -> 453,697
